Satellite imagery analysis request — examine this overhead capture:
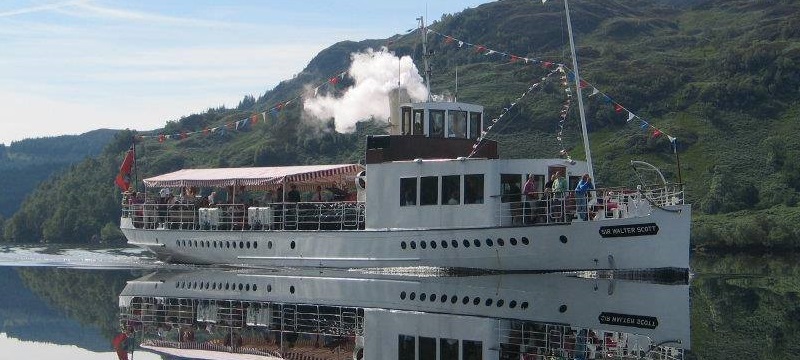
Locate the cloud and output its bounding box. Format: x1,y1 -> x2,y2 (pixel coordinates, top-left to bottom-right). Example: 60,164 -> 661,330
0,0 -> 85,18
303,48 -> 428,132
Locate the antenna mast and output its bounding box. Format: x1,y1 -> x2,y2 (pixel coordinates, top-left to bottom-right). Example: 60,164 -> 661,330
418,16 -> 432,102
564,0 -> 595,181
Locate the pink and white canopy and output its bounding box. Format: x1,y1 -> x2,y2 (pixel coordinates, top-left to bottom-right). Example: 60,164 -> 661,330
142,164 -> 362,188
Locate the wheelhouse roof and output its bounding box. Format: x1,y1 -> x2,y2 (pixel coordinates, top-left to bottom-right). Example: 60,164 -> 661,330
142,164 -> 361,188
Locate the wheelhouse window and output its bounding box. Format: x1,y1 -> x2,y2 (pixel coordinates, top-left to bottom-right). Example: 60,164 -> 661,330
399,335 -> 415,360
464,174 -> 484,204
441,175 -> 460,205
501,174 -> 522,203
400,177 -> 418,206
413,109 -> 425,135
463,340 -> 483,360
419,336 -> 436,360
420,176 -> 439,205
440,338 -> 459,360
468,112 -> 482,139
401,107 -> 412,135
430,110 -> 445,138
448,110 -> 467,138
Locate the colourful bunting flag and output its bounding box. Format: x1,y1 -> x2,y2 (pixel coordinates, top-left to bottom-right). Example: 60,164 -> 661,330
614,103 -> 624,113
652,129 -> 662,138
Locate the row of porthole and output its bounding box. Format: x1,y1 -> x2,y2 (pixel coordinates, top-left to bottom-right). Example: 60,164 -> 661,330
399,291 -> 529,310
400,236 -> 530,250
175,281 -> 296,294
175,239 -> 278,250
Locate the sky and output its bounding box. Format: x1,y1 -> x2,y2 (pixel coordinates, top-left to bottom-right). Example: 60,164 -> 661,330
0,0 -> 490,145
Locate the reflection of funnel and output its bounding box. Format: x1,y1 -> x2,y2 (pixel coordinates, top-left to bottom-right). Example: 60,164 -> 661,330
119,269 -> 689,359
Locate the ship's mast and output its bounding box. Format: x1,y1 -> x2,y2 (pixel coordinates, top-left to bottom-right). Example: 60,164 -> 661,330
564,0 -> 595,181
418,16 -> 432,102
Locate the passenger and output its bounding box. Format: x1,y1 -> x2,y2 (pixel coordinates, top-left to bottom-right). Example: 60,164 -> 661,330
575,173 -> 594,221
287,184 -> 301,203
523,174 -> 537,223
447,190 -> 459,205
207,191 -> 217,206
311,185 -> 324,202
262,189 -> 274,205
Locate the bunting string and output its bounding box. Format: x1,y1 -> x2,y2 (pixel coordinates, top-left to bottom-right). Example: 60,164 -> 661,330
468,68 -> 560,158
428,28 -> 677,145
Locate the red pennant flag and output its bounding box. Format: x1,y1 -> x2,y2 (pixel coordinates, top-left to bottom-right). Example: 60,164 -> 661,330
114,147 -> 135,191
226,122 -> 233,129
329,76 -> 339,86
510,55 -> 520,63
652,129 -> 662,138
579,79 -> 589,89
542,61 -> 553,69
614,103 -> 624,113
180,131 -> 187,139
276,102 -> 284,111
444,36 -> 454,44
203,127 -> 210,136
158,134 -> 165,143
251,114 -> 258,125
475,45 -> 487,54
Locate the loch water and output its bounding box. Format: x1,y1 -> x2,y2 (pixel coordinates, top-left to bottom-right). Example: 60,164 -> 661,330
0,245 -> 796,360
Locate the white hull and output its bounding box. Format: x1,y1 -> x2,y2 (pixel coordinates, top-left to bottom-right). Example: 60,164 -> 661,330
122,204 -> 690,271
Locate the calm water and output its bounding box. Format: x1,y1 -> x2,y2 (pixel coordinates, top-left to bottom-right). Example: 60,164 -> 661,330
0,245 -> 795,360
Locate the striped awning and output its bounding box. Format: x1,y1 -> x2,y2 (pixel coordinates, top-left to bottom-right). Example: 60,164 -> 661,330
142,164 -> 362,188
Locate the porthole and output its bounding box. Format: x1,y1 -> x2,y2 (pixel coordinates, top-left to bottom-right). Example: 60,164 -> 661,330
180,281 -> 185,288
188,241 -> 192,247
473,297 -> 481,305
267,284 -> 272,292
205,282 -> 210,289
225,283 -> 230,290
176,240 -> 180,247
200,241 -> 204,248
226,241 -> 230,248
430,241 -> 437,249
182,240 -> 186,246
401,241 -> 407,250
510,237 -> 518,246
246,242 -> 251,249
410,292 -> 416,300
253,242 -> 258,249
441,294 -> 448,303
213,241 -> 217,248
252,284 -> 257,291
522,237 -> 530,245
497,299 -> 505,307
430,294 -> 437,302
290,241 -> 296,249
560,235 -> 568,244
485,298 -> 493,306
486,238 -> 493,247
509,300 -> 517,308
410,241 -> 417,249
194,240 -> 198,247
452,240 -> 459,248
559,304 -> 567,313
268,241 -> 273,249
420,293 -> 427,301
497,238 -> 505,246
450,295 -> 458,304
420,241 -> 427,249
400,291 -> 407,300
521,301 -> 529,309
473,239 -> 481,247
206,241 -> 210,248
239,241 -> 244,249
463,239 -> 470,248
232,241 -> 237,249
289,285 -> 295,294
245,284 -> 250,291
175,282 -> 179,288
212,283 -> 216,290
462,296 -> 469,305
193,282 -> 197,289
441,240 -> 448,248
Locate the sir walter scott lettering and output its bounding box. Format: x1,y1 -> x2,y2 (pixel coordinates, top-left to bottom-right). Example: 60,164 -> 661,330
598,223 -> 659,238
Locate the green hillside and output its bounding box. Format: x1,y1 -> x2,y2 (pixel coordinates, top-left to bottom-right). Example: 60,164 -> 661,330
2,0 -> 800,247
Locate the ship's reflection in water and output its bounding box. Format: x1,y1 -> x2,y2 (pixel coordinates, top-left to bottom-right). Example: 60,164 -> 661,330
118,269 -> 689,360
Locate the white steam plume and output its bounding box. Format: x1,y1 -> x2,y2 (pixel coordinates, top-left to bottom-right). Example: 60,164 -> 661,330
303,48 -> 428,132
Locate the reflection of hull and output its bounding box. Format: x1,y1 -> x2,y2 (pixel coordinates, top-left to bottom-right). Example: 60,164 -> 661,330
120,268 -> 690,360
122,204 -> 690,271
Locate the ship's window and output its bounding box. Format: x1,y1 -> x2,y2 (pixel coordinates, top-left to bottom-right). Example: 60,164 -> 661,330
468,112 -> 482,139
419,336 -> 436,360
463,340 -> 483,360
501,174 -> 523,203
448,110 -> 467,138
398,335 -> 415,360
400,177 -> 418,206
429,110 -> 445,138
420,176 -> 439,206
413,110 -> 425,135
441,338 -> 459,360
464,174 -> 484,204
401,107 -> 413,135
441,175 -> 460,205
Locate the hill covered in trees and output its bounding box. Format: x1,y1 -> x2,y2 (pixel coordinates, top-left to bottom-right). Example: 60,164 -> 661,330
2,0 -> 800,248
